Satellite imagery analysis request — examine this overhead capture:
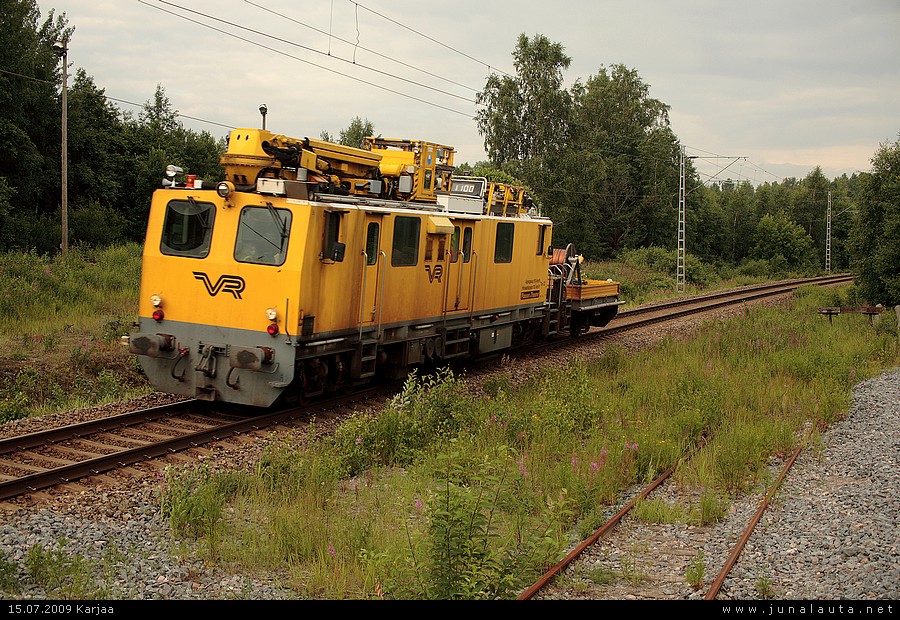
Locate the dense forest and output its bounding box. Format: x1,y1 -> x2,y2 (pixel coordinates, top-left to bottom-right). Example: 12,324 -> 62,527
1,2 -> 897,305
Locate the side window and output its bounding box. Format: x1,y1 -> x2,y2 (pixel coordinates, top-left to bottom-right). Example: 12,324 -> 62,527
391,216 -> 420,266
462,228 -> 473,263
234,205 -> 291,266
449,226 -> 460,263
494,222 -> 514,263
322,210 -> 346,262
537,224 -> 550,255
365,222 -> 379,265
160,199 -> 215,258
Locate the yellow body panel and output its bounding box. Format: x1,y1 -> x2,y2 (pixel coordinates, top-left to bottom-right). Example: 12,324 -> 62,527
139,191 -> 554,340
298,205 -> 551,335
140,130 -> 554,340
139,189 -> 307,336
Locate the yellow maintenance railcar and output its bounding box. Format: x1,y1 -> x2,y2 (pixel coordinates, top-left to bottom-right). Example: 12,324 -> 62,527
128,128 -> 621,407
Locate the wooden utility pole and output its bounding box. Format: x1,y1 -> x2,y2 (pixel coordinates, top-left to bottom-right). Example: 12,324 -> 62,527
54,37 -> 69,254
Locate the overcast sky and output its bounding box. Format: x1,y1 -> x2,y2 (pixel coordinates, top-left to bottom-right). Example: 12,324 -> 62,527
39,0 -> 900,186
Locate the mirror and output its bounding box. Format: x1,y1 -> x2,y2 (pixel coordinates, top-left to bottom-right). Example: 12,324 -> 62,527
331,242 -> 346,262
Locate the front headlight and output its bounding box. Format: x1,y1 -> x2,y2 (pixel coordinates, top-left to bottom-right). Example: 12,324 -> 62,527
217,181 -> 235,199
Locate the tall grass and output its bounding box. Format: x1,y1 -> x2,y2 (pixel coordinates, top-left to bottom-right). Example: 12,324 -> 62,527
0,245 -> 140,334
156,284 -> 898,599
0,244 -> 150,422
582,247 -> 826,307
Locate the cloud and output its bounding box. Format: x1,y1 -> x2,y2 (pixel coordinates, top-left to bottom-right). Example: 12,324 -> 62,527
44,0 -> 900,183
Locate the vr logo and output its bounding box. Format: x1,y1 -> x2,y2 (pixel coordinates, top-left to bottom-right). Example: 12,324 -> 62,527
193,272 -> 246,299
425,264 -> 443,283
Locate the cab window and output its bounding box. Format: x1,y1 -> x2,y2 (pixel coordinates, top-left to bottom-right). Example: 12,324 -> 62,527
494,222 -> 514,263
235,205 -> 292,266
365,222 -> 379,265
462,227 -> 472,263
450,226 -> 460,263
537,224 -> 550,255
391,216 -> 420,266
160,199 -> 215,258
451,226 -> 473,263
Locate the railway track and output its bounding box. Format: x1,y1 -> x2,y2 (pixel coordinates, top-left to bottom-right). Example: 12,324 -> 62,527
0,386 -> 394,503
612,273 -> 852,324
0,274 -> 854,544
518,443 -> 808,600
523,273 -> 853,357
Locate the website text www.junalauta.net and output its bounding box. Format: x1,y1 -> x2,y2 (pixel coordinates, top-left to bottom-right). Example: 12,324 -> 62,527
719,603 -> 894,616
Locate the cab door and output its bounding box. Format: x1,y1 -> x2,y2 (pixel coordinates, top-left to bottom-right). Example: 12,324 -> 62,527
444,223 -> 474,313
359,214 -> 385,330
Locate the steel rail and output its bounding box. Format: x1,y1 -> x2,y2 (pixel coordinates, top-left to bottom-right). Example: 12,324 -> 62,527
703,444 -> 804,600
517,465 -> 675,600
0,400 -> 199,455
0,386 -> 393,501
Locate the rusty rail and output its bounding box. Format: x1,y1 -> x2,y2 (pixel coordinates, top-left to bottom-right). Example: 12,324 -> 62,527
517,465 -> 675,600
703,445 -> 803,600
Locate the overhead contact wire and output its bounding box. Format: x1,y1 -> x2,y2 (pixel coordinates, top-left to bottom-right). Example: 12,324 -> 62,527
140,0 -> 474,117
244,0 -> 480,93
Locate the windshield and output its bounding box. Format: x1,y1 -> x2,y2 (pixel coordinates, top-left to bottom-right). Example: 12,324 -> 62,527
160,199 -> 216,258
234,205 -> 292,266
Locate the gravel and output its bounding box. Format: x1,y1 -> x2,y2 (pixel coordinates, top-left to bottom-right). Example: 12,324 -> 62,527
712,367 -> 899,601
0,326 -> 897,600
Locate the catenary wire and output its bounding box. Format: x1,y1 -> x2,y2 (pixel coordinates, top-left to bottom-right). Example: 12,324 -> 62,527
243,0 -> 482,94
138,0 -> 474,117
153,0 -> 477,105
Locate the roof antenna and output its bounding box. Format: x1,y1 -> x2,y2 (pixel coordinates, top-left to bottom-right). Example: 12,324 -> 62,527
259,104 -> 268,130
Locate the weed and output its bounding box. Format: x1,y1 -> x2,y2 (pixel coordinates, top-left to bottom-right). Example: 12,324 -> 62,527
685,550 -> 705,590
620,553 -> 648,586
24,541 -> 109,600
694,489 -> 728,525
631,497 -> 687,524
755,575 -> 776,599
0,556 -> 20,594
585,563 -> 617,585
482,373 -> 511,398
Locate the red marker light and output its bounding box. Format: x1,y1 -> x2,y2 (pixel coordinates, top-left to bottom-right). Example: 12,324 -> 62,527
152,309 -> 165,322
267,323 -> 279,336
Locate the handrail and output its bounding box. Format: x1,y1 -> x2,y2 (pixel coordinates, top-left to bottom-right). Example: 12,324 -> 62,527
468,251 -> 478,322
376,250 -> 386,338
359,250 -> 368,340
